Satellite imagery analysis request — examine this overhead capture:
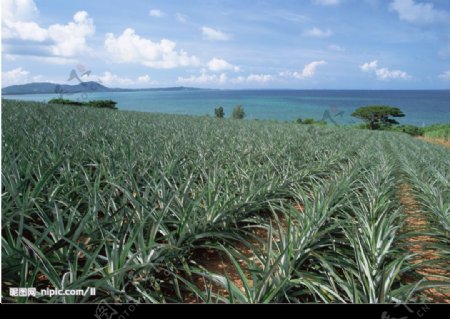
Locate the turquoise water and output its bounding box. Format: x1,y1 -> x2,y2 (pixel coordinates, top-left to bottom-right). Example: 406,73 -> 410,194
2,89 -> 450,126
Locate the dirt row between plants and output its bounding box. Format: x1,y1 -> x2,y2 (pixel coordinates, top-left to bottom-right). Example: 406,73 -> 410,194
399,183 -> 450,303
184,182 -> 450,303
417,136 -> 450,149
183,210 -> 294,303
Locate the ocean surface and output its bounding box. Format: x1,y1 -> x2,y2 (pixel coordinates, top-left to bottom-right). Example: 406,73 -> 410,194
2,90 -> 450,126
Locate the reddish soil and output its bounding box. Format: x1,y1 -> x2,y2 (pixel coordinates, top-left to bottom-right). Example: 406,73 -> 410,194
183,225 -> 277,302
399,183 -> 450,303
417,136 -> 450,149
183,207 -> 298,303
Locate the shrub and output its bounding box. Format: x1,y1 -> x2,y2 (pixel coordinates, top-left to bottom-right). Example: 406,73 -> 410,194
48,98 -> 83,106
87,100 -> 118,110
295,118 -> 327,126
232,105 -> 246,119
215,106 -> 225,118
389,125 -> 424,136
48,98 -> 117,110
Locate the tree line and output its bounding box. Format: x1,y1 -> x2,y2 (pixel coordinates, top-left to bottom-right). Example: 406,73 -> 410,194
215,105 -> 245,119
214,105 -> 407,130
48,98 -> 118,110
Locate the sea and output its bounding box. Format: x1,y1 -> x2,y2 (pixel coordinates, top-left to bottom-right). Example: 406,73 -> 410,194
2,90 -> 450,126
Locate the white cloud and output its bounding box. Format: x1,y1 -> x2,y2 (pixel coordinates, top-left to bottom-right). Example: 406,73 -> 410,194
2,67 -> 29,86
375,68 -> 409,80
96,72 -> 156,87
439,71 -> 450,80
311,0 -> 341,6
2,67 -> 43,86
97,72 -> 134,86
300,61 -> 327,78
246,74 -> 274,83
46,11 -> 95,57
2,0 -> 46,41
104,28 -> 200,69
149,9 -> 164,17
3,54 -> 17,61
2,0 -> 39,22
137,75 -> 152,83
280,61 -> 327,79
177,72 -> 228,85
176,13 -> 187,23
231,74 -> 275,84
201,27 -> 231,41
303,27 -> 333,38
328,44 -> 345,52
2,2 -> 95,58
178,72 -> 275,86
207,58 -> 240,72
360,60 -> 410,80
3,20 -> 47,41
389,0 -> 450,25
360,60 -> 379,72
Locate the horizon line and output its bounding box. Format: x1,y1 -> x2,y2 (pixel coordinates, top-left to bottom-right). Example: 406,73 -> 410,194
2,81 -> 450,92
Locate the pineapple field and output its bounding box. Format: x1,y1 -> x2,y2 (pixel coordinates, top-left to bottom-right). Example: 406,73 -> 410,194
1,100 -> 449,303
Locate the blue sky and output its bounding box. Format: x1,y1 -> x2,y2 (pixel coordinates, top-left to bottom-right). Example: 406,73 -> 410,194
2,0 -> 450,89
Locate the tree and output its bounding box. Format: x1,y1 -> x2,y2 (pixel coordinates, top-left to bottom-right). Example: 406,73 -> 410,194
215,106 -> 225,118
351,106 -> 405,130
232,105 -> 246,119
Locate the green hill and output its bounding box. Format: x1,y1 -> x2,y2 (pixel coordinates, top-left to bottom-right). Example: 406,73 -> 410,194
1,82 -> 205,95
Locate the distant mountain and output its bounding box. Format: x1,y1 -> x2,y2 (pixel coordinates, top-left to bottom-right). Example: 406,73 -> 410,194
1,81 -> 204,95
1,81 -> 111,95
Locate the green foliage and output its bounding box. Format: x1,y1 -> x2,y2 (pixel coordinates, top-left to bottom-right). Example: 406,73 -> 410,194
388,125 -> 424,136
295,118 -> 327,125
232,105 -> 246,119
397,136 -> 450,292
2,99 -> 449,303
48,98 -> 84,106
352,106 -> 405,130
87,100 -> 118,110
354,123 -> 370,130
357,123 -> 450,138
215,106 -> 225,119
48,98 -> 118,110
422,124 -> 450,140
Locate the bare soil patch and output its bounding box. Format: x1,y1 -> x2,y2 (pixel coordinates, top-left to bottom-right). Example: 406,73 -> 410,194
417,136 -> 450,149
183,208 -> 296,303
399,183 -> 450,303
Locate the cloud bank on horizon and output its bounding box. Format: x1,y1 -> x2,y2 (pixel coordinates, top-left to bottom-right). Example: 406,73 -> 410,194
2,0 -> 450,89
